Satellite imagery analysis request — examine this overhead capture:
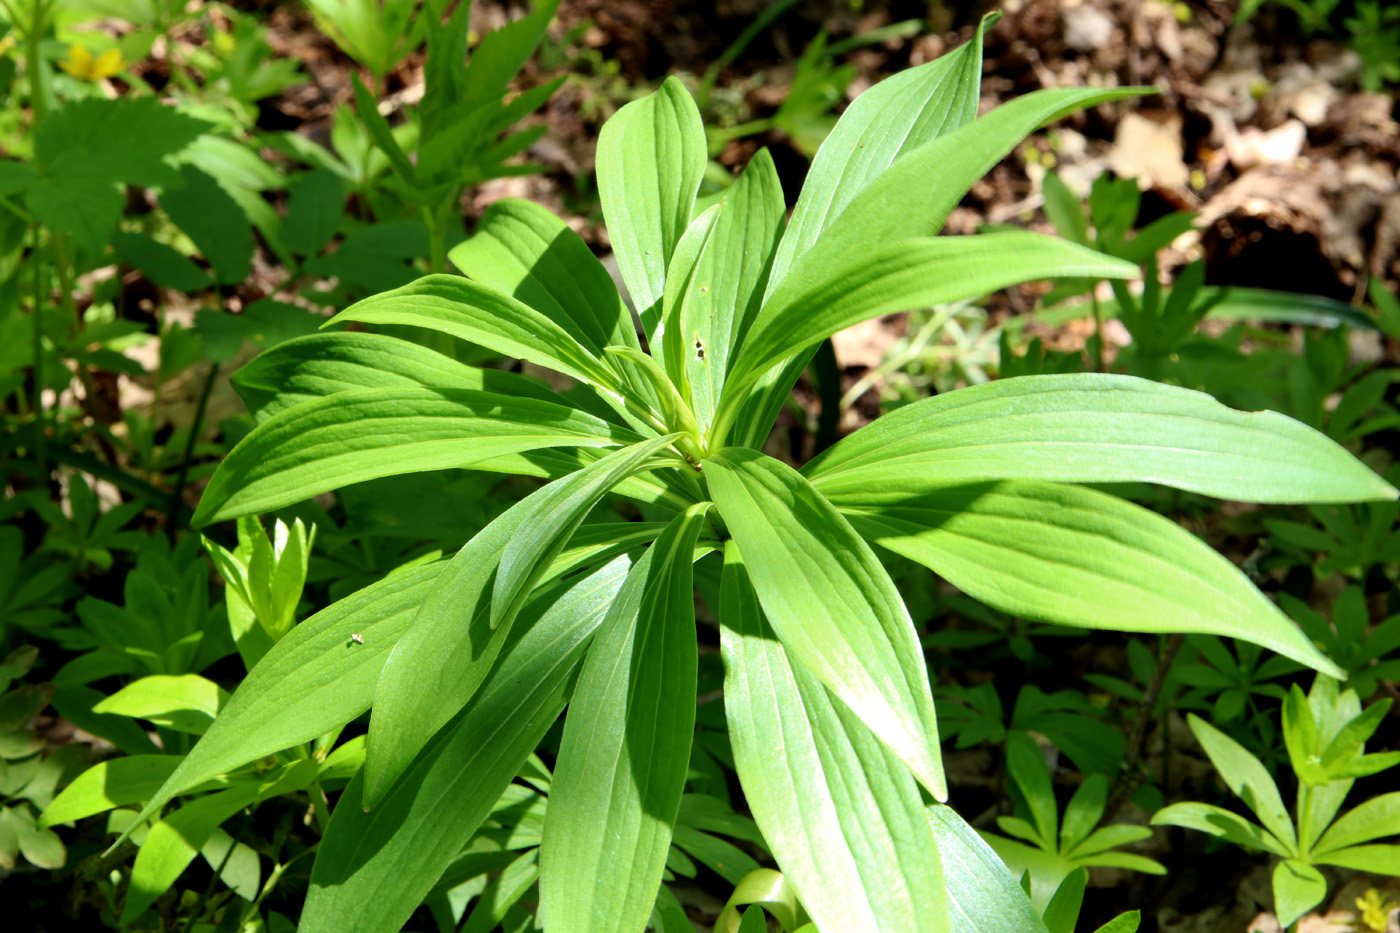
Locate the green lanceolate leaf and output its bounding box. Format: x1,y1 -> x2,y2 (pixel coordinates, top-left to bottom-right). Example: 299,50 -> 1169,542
365,434 -> 681,807
448,197 -> 638,354
681,148 -> 786,433
1313,792 -> 1400,854
658,203 -> 723,387
724,20 -> 987,451
1150,802 -> 1290,857
766,15 -> 988,292
730,74 -> 1140,449
300,557 -> 633,933
194,388 -> 640,526
231,333 -> 567,422
326,274 -> 625,392
1186,714 -> 1297,851
720,545 -> 947,933
928,804 -> 1051,932
833,478 -> 1343,676
806,374 -> 1398,504
123,785 -> 263,923
705,448 -> 945,799
1273,860 -> 1327,928
539,503 -> 711,933
596,76 -> 707,335
719,234 -> 1139,438
42,756 -> 181,827
112,562 -> 445,850
792,86 -> 1148,284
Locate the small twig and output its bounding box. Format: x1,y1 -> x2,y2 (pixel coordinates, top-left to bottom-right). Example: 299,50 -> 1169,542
1108,631 -> 1186,818
167,361 -> 220,537
29,223 -> 46,484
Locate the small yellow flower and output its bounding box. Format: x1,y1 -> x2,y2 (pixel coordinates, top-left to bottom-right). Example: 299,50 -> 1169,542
58,44 -> 126,81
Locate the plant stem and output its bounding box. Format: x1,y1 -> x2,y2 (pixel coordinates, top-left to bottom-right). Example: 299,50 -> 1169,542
1109,631 -> 1186,818
25,0 -> 49,126
168,362 -> 220,537
30,223 -> 45,483
1091,291 -> 1106,373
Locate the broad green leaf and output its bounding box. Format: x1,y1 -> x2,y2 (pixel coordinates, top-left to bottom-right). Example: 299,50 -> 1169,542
1313,792 -> 1400,854
111,232 -> 211,292
767,17 -> 987,291
41,756 -> 180,827
714,869 -> 802,933
596,76 -> 707,334
459,849 -> 539,933
282,168 -> 345,257
806,374 -> 1397,504
1060,774 -> 1109,853
35,96 -> 208,189
460,0 -> 559,103
720,545 -> 946,933
450,197 -> 637,354
351,71 -> 419,186
299,558 -> 632,933
1312,844 -> 1400,873
365,435 -> 679,807
729,79 -> 1143,448
1042,868 -> 1087,933
1091,911 -> 1141,933
1273,860 -> 1326,928
122,785 -> 261,923
539,504 -> 710,933
722,234 -> 1138,429
1185,715 -> 1297,851
833,478 -> 1343,676
231,332 -> 564,422
93,674 -> 228,736
681,148 -> 786,432
115,561 -> 445,847
659,203 -> 724,387
791,87 -> 1148,285
928,804 -> 1051,932
161,164 -> 255,285
27,175 -> 122,258
1150,802 -> 1290,857
1005,732 -> 1057,845
193,387 -> 638,525
327,274 -> 625,392
707,449 -> 944,798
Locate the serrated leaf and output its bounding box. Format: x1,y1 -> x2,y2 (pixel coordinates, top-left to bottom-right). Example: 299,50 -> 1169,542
160,164 -> 254,285
282,168 -> 344,256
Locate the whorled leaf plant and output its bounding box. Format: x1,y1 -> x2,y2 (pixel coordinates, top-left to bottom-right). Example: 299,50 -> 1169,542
119,22 -> 1393,933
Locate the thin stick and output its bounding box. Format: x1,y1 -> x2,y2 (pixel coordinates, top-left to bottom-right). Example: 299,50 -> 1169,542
1108,631 -> 1186,818
167,361 -> 219,536
30,223 -> 45,483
